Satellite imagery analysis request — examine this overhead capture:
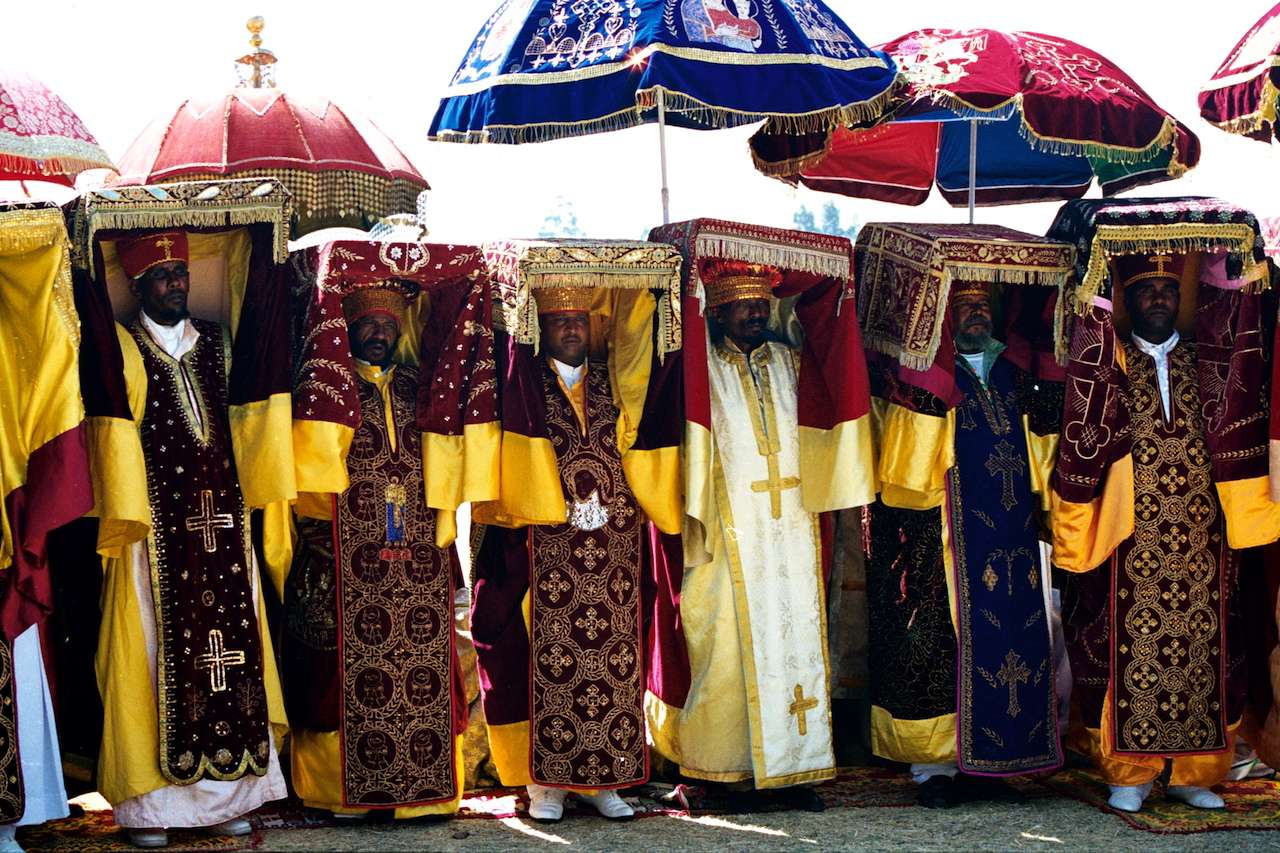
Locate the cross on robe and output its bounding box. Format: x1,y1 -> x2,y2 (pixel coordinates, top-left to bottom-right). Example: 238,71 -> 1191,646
752,453 -> 801,520
186,490 -> 234,553
788,683 -> 819,736
985,440 -> 1025,512
996,649 -> 1030,718
194,629 -> 246,693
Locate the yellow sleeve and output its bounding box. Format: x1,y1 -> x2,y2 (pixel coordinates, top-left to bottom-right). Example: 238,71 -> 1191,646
88,325 -> 151,557
872,398 -> 955,510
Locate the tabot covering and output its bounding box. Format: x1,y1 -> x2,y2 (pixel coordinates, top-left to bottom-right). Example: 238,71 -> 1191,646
1045,197 -> 1280,570
0,202 -> 91,639
0,70 -> 114,183
750,29 -> 1200,205
114,89 -> 428,236
1199,4 -> 1280,142
290,237 -> 497,521
855,223 -> 1073,382
68,178 -> 297,559
428,0 -> 897,144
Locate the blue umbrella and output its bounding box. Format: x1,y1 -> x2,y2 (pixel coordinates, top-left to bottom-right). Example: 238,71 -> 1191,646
429,0 -> 897,222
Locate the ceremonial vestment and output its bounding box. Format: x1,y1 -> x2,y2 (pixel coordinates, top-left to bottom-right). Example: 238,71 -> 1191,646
96,314 -> 287,827
283,361 -> 465,816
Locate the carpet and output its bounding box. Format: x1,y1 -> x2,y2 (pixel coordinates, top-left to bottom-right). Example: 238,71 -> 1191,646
1039,768 -> 1280,834
16,811 -> 257,853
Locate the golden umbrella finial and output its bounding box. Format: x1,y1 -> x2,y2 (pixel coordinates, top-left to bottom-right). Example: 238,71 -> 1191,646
235,16 -> 277,89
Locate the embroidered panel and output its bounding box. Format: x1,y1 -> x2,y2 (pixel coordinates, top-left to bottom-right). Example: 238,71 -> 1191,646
950,359 -> 1060,773
337,366 -> 457,807
130,319 -> 270,785
528,362 -> 646,789
0,641 -> 24,822
1111,341 -> 1229,755
280,517 -> 340,732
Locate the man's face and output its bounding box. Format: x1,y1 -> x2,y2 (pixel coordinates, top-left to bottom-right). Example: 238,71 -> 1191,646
1126,278 -> 1180,343
349,313 -> 401,367
541,311 -> 589,367
132,260 -> 190,326
951,291 -> 993,354
712,298 -> 770,353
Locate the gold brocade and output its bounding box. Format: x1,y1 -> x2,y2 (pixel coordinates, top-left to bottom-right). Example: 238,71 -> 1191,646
0,207 -> 86,569
1023,418 -> 1059,512
797,419 -> 876,513
869,705 -> 957,765
229,393 -> 297,510
291,730 -> 463,817
871,398 -> 955,510
1215,476 -> 1280,550
1049,455 -> 1135,573
1079,710 -> 1239,787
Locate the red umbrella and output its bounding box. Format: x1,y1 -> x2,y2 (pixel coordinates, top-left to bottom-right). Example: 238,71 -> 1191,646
0,68 -> 113,184
1199,4 -> 1280,142
751,29 -> 1199,220
114,17 -> 428,235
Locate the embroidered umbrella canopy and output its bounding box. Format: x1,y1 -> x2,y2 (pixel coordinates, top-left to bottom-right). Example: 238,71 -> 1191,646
750,29 -> 1200,222
428,0 -> 897,223
114,18 -> 428,237
0,69 -> 113,185
1199,4 -> 1280,142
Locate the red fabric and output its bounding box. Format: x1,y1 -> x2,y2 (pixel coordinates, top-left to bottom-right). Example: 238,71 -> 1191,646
799,122 -> 938,205
115,89 -> 425,185
1198,3 -> 1280,140
0,71 -> 112,182
116,231 -> 188,280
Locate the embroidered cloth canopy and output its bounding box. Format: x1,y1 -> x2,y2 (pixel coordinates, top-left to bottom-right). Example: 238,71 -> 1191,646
750,29 -> 1199,208
1199,4 -> 1280,142
0,69 -> 113,185
429,0 -> 897,143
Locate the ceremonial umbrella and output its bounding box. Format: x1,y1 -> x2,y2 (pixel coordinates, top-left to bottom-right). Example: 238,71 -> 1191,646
750,29 -> 1200,223
114,18 -> 429,236
0,68 -> 113,185
428,0 -> 898,223
1199,4 -> 1280,142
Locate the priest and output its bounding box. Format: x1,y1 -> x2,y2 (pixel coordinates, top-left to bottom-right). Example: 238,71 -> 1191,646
94,232 -> 286,849
471,288 -> 644,823
864,282 -> 1062,808
282,282 -> 465,818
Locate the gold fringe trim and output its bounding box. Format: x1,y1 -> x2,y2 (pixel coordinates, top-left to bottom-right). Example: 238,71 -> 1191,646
0,206 -> 79,348
431,83 -> 895,146
1205,75 -> 1279,139
72,179 -> 293,273
692,232 -> 851,279
1072,223 -> 1267,314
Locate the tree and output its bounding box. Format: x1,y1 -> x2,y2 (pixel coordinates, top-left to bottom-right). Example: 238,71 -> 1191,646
538,196 -> 585,238
793,201 -> 859,239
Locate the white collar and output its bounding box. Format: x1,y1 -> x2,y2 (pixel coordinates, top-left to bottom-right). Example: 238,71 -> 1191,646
552,358 -> 587,389
140,311 -> 199,359
1131,330 -> 1179,359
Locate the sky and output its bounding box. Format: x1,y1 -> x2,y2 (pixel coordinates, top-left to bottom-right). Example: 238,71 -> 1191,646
4,1 -> 1278,243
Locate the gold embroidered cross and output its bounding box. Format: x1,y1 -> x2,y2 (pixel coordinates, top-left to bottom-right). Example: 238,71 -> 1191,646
985,440 -> 1025,512
789,684 -> 819,736
751,453 -> 801,520
185,490 -> 234,553
194,629 -> 246,693
155,234 -> 176,260
1148,253 -> 1173,277
996,649 -> 1030,718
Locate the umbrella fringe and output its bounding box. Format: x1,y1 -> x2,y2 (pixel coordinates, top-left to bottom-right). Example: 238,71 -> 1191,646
1204,77 -> 1279,138
692,233 -> 851,281
747,140 -> 828,181
0,132 -> 114,178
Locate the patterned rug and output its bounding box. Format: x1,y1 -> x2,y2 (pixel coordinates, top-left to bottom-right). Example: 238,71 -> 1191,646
16,810 -> 257,853
1039,768 -> 1280,834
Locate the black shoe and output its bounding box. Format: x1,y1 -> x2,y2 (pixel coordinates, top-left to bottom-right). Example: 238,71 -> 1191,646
724,790 -> 766,814
916,774 -> 958,809
955,775 -> 1026,805
775,786 -> 826,812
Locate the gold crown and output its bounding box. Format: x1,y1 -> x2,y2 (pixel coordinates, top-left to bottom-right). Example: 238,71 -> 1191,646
535,286 -> 593,315
702,260 -> 781,308
950,280 -> 991,300
342,283 -> 409,324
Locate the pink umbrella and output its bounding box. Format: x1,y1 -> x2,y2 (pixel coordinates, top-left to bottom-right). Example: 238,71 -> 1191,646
0,68 -> 113,184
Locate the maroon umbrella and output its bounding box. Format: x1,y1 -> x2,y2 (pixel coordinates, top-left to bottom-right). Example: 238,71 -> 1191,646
1199,4 -> 1280,141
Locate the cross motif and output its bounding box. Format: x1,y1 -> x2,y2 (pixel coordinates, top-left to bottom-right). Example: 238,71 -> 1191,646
573,537 -> 607,571
1148,253 -> 1173,278
985,440 -> 1025,511
751,453 -> 801,520
996,649 -> 1030,718
538,570 -> 572,604
154,234 -> 176,260
576,684 -> 610,718
185,490 -> 234,553
575,606 -> 608,641
541,716 -> 575,750
788,684 -> 819,736
194,629 -> 246,693
538,644 -> 575,678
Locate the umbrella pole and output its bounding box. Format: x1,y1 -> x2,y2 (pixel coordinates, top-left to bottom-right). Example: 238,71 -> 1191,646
657,88 -> 671,225
967,118 -> 977,225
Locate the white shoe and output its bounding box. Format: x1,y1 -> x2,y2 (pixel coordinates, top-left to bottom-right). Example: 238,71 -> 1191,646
127,828 -> 168,849
206,817 -> 253,836
576,789 -> 635,820
1167,785 -> 1226,809
527,784 -> 567,822
1107,782 -> 1153,813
